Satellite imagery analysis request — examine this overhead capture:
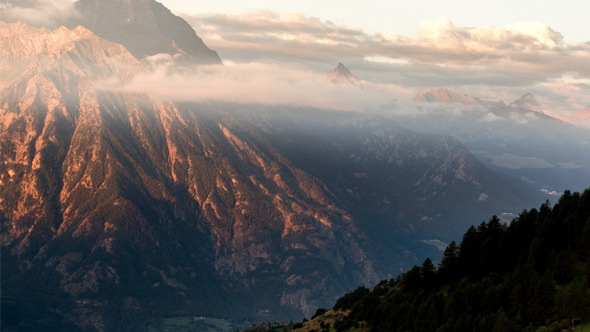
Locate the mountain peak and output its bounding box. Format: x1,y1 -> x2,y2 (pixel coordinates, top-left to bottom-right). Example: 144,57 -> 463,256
335,62 -> 351,74
413,88 -> 480,106
325,62 -> 363,89
68,0 -> 222,65
510,93 -> 543,113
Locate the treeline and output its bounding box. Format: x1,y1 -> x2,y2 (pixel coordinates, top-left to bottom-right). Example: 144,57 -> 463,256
311,189 -> 590,331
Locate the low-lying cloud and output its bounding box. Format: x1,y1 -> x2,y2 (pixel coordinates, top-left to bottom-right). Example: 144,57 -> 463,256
96,55 -> 408,111
0,0 -> 79,29
182,11 -> 590,116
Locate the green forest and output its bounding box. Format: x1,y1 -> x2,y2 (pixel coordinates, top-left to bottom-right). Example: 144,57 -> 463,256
258,188 -> 590,332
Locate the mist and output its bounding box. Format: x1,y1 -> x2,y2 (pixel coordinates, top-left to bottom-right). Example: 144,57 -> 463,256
95,55 -> 411,112
0,0 -> 79,29
182,11 -> 590,118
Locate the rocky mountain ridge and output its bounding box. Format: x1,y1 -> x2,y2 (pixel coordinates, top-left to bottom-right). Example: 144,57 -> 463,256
404,87 -> 590,197
413,88 -> 548,114
1,23 -> 544,331
0,0 -> 221,65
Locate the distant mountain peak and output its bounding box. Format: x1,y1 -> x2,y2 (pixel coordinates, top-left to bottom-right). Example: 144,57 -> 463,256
325,62 -> 363,89
335,62 -> 351,74
510,93 -> 544,114
413,88 -> 480,106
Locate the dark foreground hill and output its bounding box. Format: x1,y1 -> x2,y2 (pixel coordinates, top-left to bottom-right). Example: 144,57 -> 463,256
259,188 -> 590,332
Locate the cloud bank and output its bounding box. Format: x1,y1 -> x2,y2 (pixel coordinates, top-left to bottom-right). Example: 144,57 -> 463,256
0,0 -> 79,29
96,55 -> 407,111
183,11 -> 590,116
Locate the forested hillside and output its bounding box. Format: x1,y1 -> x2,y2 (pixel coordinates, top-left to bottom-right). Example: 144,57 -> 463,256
274,188 -> 590,332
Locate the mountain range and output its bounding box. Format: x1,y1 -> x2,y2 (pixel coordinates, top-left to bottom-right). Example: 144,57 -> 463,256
405,87 -> 590,197
0,20 -> 542,330
1,1 -> 586,331
0,0 -> 221,65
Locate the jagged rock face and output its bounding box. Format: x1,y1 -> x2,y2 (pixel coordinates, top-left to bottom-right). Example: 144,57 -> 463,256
1,23 -> 376,330
67,0 -> 222,65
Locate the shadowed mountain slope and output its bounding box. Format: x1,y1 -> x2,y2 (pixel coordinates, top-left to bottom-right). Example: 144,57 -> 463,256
1,23 -> 544,331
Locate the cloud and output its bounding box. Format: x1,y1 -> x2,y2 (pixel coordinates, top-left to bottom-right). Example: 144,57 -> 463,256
0,0 -> 79,29
185,12 -> 589,80
184,11 -> 590,113
180,11 -> 590,115
95,55 -> 407,111
558,161 -> 582,169
186,11 -> 367,65
479,112 -> 503,123
415,18 -> 563,49
484,153 -> 555,169
509,111 -> 540,125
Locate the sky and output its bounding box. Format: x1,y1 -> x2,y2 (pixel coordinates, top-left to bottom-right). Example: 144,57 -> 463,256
8,0 -> 590,118
162,0 -> 590,45
155,0 -> 590,117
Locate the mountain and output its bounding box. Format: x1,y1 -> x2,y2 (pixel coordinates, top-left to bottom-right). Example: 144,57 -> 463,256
412,89 -> 547,114
510,93 -> 544,114
0,0 -> 222,65
1,23 -> 544,331
407,88 -> 590,197
412,88 -> 480,106
66,0 -> 222,65
1,22 -> 376,330
254,110 -> 543,238
325,63 -> 363,89
0,21 -> 143,84
281,188 -> 590,332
